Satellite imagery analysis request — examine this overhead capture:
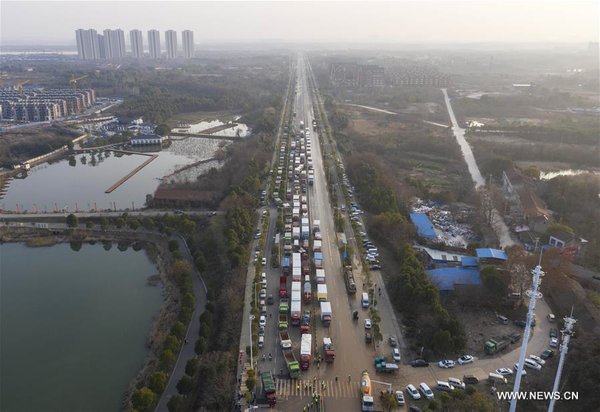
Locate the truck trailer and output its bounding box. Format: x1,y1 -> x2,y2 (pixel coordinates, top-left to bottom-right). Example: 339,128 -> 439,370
300,333 -> 312,370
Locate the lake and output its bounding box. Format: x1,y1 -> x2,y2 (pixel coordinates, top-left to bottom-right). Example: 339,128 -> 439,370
0,137 -> 226,212
0,242 -> 163,412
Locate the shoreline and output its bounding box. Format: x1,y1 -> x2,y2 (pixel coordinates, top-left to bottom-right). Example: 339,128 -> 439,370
0,227 -> 180,412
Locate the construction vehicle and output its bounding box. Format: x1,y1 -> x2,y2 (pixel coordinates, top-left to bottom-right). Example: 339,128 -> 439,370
344,266 -> 357,294
283,350 -> 301,378
279,314 -> 288,330
279,298 -> 289,314
323,337 -> 336,363
374,356 -> 399,373
261,371 -> 277,407
279,330 -> 292,350
485,337 -> 510,355
70,75 -> 88,91
360,371 -> 375,411
303,279 -> 312,304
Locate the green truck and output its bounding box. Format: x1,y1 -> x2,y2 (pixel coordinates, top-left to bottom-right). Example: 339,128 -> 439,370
283,349 -> 301,378
279,298 -> 289,314
279,314 -> 288,330
261,371 -> 277,407
374,356 -> 399,373
485,337 -> 510,355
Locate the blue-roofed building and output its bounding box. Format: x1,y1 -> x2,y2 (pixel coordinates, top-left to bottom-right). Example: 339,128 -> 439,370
426,267 -> 481,291
476,248 -> 508,264
461,256 -> 479,267
410,212 -> 437,240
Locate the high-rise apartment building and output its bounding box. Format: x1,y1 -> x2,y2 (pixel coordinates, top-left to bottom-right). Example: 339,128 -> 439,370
182,30 -> 194,59
148,30 -> 161,59
165,30 -> 178,59
75,29 -> 100,60
103,29 -> 126,59
130,29 -> 144,58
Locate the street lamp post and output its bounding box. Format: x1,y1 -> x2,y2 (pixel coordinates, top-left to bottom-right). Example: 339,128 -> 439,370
249,315 -> 255,368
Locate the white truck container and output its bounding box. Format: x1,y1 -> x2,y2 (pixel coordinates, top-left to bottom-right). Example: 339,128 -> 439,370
291,281 -> 302,295
320,301 -> 332,325
313,220 -> 321,233
313,240 -> 322,252
315,269 -> 326,284
292,227 -> 300,240
292,266 -> 302,282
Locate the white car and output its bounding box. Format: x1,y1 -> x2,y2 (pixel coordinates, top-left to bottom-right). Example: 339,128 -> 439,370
529,354 -> 546,366
262,257 -> 267,265
259,315 -> 266,327
448,377 -> 465,390
259,289 -> 266,299
524,358 -> 542,370
419,383 -> 434,400
550,337 -> 559,348
458,355 -> 474,365
258,336 -> 264,348
364,319 -> 372,329
406,384 -> 420,400
395,390 -> 405,405
438,359 -> 456,368
496,367 -> 514,376
514,363 -> 528,375
392,348 -> 401,362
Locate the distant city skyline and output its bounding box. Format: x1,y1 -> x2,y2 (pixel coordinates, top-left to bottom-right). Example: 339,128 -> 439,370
1,1 -> 598,46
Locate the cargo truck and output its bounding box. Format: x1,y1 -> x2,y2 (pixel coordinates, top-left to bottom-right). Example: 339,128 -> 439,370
317,284 -> 328,301
344,266 -> 357,294
279,314 -> 288,330
314,252 -> 323,269
261,371 -> 277,407
282,257 -> 290,275
279,298 -> 289,314
300,333 -> 312,370
283,350 -> 301,378
303,281 -> 312,304
315,269 -> 326,284
485,337 -> 510,355
290,299 -> 302,326
279,275 -> 288,298
323,337 -> 336,363
374,356 -> 399,373
279,330 -> 292,350
360,371 -> 374,412
320,301 -> 332,327
301,310 -> 311,333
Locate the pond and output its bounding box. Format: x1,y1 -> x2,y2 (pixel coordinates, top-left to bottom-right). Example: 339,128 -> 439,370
0,242 -> 163,412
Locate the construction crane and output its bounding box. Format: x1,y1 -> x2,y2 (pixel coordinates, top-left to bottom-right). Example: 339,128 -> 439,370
15,79 -> 30,94
70,75 -> 88,91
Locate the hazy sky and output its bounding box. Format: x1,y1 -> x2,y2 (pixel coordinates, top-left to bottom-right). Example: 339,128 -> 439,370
1,0 -> 598,45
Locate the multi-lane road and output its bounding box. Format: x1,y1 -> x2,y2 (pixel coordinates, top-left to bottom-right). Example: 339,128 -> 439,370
246,53 -> 556,412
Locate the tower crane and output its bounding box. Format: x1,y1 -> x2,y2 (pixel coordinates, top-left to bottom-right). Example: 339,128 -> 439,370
70,75 -> 88,91
15,79 -> 30,95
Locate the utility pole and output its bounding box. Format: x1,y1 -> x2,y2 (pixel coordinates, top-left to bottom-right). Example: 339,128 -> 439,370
510,252 -> 544,412
548,308 -> 577,412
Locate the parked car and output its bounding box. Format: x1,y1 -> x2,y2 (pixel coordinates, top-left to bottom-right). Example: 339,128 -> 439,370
514,320 -> 526,328
267,294 -> 274,305
392,348 -> 401,362
549,328 -> 558,338
514,363 -> 528,376
419,383 -> 434,400
524,358 -> 542,370
388,335 -> 398,347
258,336 -> 264,348
395,390 -> 405,405
438,360 -> 456,369
510,333 -> 521,343
436,381 -> 454,392
259,315 -> 266,327
550,337 -> 559,348
448,377 -> 466,390
406,384 -> 421,400
411,359 -> 428,368
529,354 -> 546,366
541,349 -> 555,360
261,257 -> 267,265
260,289 -> 267,299
463,375 -> 479,385
458,355 -> 474,365
364,319 -> 372,329
496,367 -> 513,376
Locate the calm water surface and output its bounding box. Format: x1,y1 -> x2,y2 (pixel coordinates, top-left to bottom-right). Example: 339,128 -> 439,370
0,243 -> 163,412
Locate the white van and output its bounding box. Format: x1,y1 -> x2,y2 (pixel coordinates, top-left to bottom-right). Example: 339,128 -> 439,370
488,372 -> 508,384
436,381 -> 454,392
419,383 -> 434,400
361,292 -> 369,308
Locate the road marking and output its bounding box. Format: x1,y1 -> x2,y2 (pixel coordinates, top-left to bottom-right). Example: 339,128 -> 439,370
276,379 -> 358,399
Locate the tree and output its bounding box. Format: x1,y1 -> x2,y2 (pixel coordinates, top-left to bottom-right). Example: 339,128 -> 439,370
432,329 -> 453,355
131,387 -> 157,412
99,217 -> 109,230
167,395 -> 184,412
85,221 -> 93,228
148,371 -> 167,394
480,265 -> 506,305
195,337 -> 207,355
66,213 -> 78,227
165,334 -> 181,353
185,358 -> 199,376
380,391 -> 396,412
176,375 -> 193,395
115,218 -> 125,228
171,321 -> 186,340
169,239 -> 179,252
155,123 -> 170,136
128,218 -> 141,230
160,349 -> 176,370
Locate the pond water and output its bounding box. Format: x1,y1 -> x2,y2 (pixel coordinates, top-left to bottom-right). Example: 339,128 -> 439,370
0,138 -> 224,212
176,118 -> 250,138
0,242 -> 163,412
